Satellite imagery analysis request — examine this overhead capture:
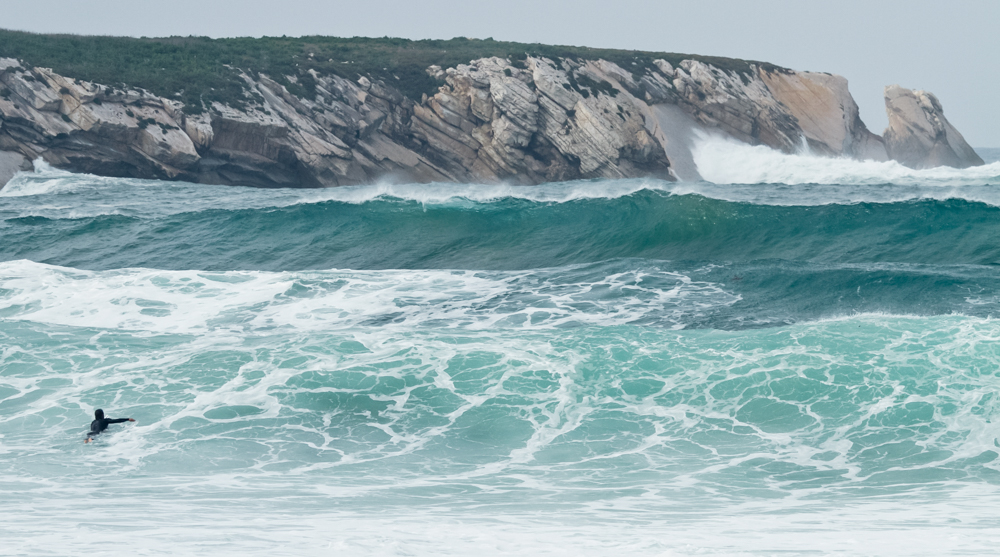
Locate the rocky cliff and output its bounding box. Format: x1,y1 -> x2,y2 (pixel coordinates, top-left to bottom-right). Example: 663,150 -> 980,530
883,85 -> 984,169
0,49 -> 983,188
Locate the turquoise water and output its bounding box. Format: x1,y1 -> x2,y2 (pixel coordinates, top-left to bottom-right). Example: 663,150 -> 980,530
4,146 -> 1000,555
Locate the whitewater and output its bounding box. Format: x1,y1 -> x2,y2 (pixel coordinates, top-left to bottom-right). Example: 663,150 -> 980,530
3,138 -> 1000,556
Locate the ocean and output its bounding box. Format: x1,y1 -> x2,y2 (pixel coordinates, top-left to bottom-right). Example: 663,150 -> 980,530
3,139 -> 1000,556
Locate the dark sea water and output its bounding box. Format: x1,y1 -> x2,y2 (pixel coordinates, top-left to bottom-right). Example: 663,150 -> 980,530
2,139 -> 1000,555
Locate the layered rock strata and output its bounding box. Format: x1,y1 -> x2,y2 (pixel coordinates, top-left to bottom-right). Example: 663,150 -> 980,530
0,55 -> 982,188
761,70 -> 887,161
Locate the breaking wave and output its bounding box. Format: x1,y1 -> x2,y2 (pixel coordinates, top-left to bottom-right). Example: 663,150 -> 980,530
692,132 -> 1000,186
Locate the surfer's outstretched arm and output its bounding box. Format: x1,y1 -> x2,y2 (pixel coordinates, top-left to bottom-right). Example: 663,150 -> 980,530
83,412 -> 136,443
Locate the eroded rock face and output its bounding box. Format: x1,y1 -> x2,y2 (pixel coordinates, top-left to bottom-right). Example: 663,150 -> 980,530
0,54 -> 676,187
0,58 -> 448,187
641,60 -> 890,163
0,150 -> 30,185
883,85 -> 984,169
410,56 -> 672,183
761,70 -> 886,161
0,54 -> 983,189
670,60 -> 800,152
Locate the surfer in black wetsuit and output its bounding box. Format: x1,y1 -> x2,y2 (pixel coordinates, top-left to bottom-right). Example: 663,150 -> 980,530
84,408 -> 135,443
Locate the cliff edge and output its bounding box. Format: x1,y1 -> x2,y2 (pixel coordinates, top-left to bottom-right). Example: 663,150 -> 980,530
0,34 -> 984,188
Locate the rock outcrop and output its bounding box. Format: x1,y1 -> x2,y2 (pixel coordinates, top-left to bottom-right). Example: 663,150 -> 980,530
0,54 -> 984,189
413,57 -> 671,183
883,85 -> 984,169
0,149 -> 30,185
761,69 -> 887,161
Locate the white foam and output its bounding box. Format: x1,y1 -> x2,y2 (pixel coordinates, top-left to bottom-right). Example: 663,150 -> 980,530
3,137 -> 1000,214
0,162 -> 683,219
0,260 -> 738,334
1,156 -> 675,206
5,303 -> 1000,556
6,499 -> 1000,556
0,159 -> 85,197
692,132 -> 1000,187
6,149 -> 1000,220
290,178 -> 677,206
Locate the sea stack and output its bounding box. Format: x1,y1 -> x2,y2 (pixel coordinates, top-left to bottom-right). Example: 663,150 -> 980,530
882,85 -> 984,169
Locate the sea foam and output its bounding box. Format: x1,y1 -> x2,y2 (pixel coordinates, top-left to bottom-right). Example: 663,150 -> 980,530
692,131 -> 1000,187
0,260 -> 738,333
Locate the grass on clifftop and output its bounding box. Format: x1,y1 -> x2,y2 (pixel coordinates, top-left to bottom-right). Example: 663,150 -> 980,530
0,29 -> 782,113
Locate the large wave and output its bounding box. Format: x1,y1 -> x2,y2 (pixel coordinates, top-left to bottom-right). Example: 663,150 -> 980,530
4,190 -> 1000,272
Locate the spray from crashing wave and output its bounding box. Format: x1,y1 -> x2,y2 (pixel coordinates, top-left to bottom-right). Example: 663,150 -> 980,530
691,131 -> 1000,186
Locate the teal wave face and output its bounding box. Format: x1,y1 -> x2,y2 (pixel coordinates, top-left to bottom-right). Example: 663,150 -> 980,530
5,191 -> 1000,271
6,179 -> 1000,327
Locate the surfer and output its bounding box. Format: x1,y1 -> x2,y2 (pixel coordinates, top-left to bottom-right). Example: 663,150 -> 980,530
84,408 -> 135,443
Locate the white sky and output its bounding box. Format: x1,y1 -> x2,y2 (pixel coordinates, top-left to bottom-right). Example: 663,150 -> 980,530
5,0 -> 999,146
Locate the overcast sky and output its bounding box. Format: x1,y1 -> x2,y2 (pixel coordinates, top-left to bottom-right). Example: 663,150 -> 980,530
5,0 -> 999,146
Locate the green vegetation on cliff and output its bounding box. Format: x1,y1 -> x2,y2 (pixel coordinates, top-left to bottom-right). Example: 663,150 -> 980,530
0,29 -> 780,113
